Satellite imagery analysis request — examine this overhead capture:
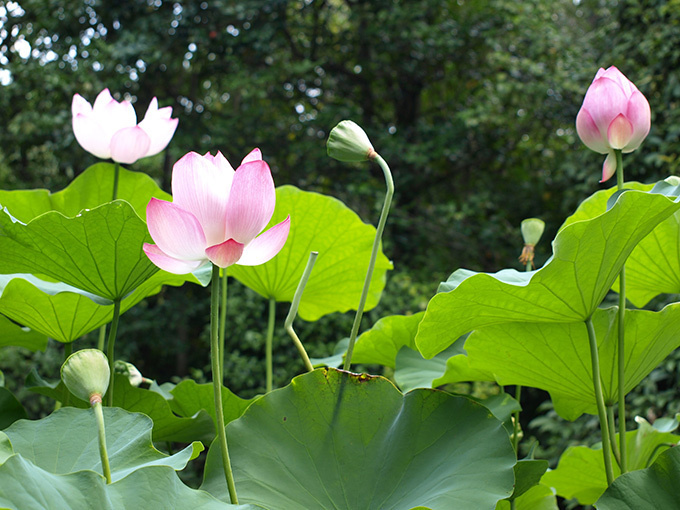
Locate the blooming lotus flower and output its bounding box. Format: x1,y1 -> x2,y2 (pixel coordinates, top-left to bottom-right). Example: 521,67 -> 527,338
143,149 -> 290,274
72,88 -> 179,165
576,66 -> 651,182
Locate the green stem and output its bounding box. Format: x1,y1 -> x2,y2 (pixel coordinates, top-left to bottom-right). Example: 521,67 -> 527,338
97,325 -> 106,351
512,385 -> 522,453
265,297 -> 276,392
607,404 -> 622,469
105,299 -> 122,407
219,271 -> 228,384
92,397 -> 112,484
61,342 -> 73,408
210,264 -> 238,504
615,148 -> 627,473
585,317 -> 615,485
344,154 -> 394,371
284,252 -> 318,373
112,162 -> 120,201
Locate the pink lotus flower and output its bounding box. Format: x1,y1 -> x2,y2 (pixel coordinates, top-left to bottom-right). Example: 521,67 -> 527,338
143,149 -> 290,274
72,89 -> 179,165
576,66 -> 651,182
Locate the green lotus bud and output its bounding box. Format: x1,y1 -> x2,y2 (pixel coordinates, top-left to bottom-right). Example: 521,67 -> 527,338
327,120 -> 377,162
61,349 -> 110,404
520,218 -> 545,246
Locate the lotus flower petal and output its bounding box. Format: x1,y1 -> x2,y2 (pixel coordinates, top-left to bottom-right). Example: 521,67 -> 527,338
146,198 -> 207,261
138,97 -> 180,156
607,114 -> 634,150
601,151 -> 617,183
143,243 -> 207,274
110,126 -> 152,165
241,148 -> 262,164
238,216 -> 291,266
224,160 -> 276,244
206,239 -> 245,268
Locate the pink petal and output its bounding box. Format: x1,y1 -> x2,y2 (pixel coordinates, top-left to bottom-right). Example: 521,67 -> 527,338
110,126 -> 152,164
171,152 -> 234,246
607,114 -> 634,150
203,151 -> 235,174
146,198 -> 207,261
72,94 -> 92,116
624,90 -> 651,151
238,216 -> 291,266
92,89 -> 114,111
93,90 -> 137,134
206,238 -> 245,268
224,160 -> 276,244
143,243 -> 207,274
241,148 -> 262,164
576,107 -> 608,154
72,113 -> 112,159
138,116 -> 178,157
582,77 -> 629,135
601,151 -> 617,183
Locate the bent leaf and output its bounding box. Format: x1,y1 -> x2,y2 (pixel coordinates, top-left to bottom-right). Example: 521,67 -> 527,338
228,186 -> 393,321
0,314 -> 47,351
417,189 -> 680,358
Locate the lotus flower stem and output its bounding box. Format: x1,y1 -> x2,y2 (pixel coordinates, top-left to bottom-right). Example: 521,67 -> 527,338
512,385 -> 522,453
92,395 -> 112,483
105,299 -> 122,407
615,149 -> 628,473
284,251 -> 318,374
344,154 -> 394,371
61,342 -> 73,407
219,272 -> 228,384
585,316 -> 615,485
607,404 -> 622,468
265,297 -> 276,392
210,264 -> 238,504
97,325 -> 106,351
112,162 -> 120,201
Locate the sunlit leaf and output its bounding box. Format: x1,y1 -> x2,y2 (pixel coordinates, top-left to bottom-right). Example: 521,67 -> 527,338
202,368 -> 515,509
228,186 -> 393,321
416,189 -> 680,358
0,313 -> 46,351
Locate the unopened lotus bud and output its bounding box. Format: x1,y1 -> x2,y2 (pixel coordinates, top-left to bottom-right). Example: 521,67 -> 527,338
61,349 -> 110,404
327,120 -> 377,162
520,218 -> 545,246
114,360 -> 147,387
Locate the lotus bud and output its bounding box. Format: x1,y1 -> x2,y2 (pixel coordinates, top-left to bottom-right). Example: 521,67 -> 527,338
61,349 -> 110,405
327,120 -> 377,162
519,218 -> 545,269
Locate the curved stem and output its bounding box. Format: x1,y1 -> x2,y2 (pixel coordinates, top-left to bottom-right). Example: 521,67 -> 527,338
210,264 -> 238,504
615,148 -> 627,473
112,162 -> 120,201
92,398 -> 112,484
219,271 -> 228,384
344,154 -> 394,371
285,252 -> 318,373
105,299 -> 122,407
265,297 -> 276,392
585,317 -> 615,485
607,404 -> 622,469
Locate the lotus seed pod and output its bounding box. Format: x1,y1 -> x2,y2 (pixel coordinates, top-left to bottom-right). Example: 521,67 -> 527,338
520,218 -> 546,246
327,120 -> 376,162
61,349 -> 110,403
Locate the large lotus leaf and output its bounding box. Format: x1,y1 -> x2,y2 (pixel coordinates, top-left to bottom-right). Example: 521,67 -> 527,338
416,189 -> 680,358
169,379 -> 255,432
561,179 -> 680,308
351,312 -> 425,368
447,305 -> 680,420
0,458 -> 253,509
3,407 -> 201,482
228,186 -> 393,322
0,431 -> 12,463
0,163 -> 171,223
542,418 -> 680,505
393,343 -> 462,392
596,446 -> 680,510
202,368 -> 515,509
0,268 -> 196,343
0,388 -> 26,429
0,313 -> 47,351
496,484 -> 557,510
0,200 -> 158,301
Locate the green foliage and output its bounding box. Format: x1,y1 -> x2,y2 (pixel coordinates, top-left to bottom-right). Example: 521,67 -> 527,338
202,368 -> 516,509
